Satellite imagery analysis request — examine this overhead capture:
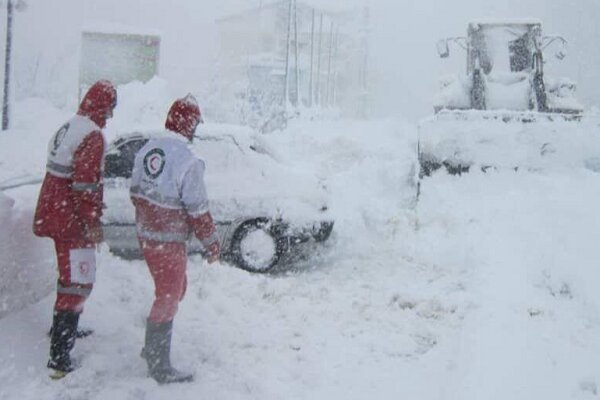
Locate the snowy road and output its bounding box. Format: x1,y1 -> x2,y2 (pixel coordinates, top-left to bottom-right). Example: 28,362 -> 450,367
1,112 -> 599,399
419,171 -> 600,399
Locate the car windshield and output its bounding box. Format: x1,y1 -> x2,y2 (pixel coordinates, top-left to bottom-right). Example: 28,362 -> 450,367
104,137 -> 148,179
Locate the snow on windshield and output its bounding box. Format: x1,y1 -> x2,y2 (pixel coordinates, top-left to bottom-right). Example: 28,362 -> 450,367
478,25 -> 531,74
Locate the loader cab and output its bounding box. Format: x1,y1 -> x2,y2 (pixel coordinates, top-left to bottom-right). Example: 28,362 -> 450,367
466,21 -> 541,75
434,19 -> 580,114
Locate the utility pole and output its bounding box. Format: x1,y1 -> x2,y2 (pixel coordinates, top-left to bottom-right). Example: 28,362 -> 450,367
308,8 -> 315,107
2,0 -> 14,130
283,0 -> 293,110
331,26 -> 339,108
293,0 -> 300,106
325,21 -> 334,107
315,13 -> 323,106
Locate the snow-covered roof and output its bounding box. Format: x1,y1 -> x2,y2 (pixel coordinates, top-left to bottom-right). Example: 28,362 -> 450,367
82,23 -> 161,37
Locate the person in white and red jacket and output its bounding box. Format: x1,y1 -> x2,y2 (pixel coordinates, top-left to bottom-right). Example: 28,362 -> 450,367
32,80 -> 117,377
130,94 -> 220,384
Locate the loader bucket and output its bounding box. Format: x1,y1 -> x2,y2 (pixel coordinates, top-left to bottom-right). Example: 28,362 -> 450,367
417,110 -> 600,177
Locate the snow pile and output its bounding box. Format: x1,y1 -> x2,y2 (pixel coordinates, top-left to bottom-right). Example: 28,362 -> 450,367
0,191 -> 54,318
0,98 -> 70,186
260,118 -> 419,223
0,98 -> 68,318
107,77 -> 179,141
546,77 -> 585,112
485,73 -> 531,110
418,170 -> 600,399
433,74 -> 471,111
419,110 -> 600,172
433,73 -> 533,111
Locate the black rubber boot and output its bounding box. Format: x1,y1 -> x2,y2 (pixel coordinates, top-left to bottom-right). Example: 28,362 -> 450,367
142,319 -> 194,384
47,311 -> 79,376
48,326 -> 93,339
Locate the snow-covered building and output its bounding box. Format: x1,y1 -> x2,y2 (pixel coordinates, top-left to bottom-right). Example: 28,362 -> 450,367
79,28 -> 161,100
214,1 -> 369,128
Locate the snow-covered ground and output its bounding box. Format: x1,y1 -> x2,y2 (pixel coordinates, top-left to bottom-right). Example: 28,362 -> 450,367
1,88 -> 600,399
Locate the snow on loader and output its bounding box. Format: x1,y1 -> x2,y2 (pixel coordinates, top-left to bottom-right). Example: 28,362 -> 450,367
418,19 -> 600,177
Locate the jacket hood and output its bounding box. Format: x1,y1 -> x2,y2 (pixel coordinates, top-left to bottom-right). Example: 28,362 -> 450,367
165,94 -> 203,141
78,80 -> 117,129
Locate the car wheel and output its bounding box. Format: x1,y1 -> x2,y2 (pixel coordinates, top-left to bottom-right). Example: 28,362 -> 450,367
229,218 -> 287,273
312,221 -> 334,242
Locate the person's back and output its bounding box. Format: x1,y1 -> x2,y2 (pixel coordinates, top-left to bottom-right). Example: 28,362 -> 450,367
34,114 -> 104,239
32,79 -> 117,379
129,94 -> 219,384
130,133 -> 209,242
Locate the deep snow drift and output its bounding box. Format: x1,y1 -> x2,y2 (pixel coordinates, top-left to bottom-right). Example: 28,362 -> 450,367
0,84 -> 599,399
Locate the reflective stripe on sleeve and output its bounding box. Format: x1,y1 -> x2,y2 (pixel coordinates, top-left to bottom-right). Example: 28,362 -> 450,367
46,161 -> 73,177
57,281 -> 92,297
72,182 -> 101,192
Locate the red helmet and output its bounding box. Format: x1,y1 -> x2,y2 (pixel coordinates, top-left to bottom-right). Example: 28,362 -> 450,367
78,80 -> 117,128
165,94 -> 203,140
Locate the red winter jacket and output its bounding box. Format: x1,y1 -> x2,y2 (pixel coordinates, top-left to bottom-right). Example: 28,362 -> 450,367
33,80 -> 116,241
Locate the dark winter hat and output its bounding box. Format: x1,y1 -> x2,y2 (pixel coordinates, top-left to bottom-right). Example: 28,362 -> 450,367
165,94 -> 203,140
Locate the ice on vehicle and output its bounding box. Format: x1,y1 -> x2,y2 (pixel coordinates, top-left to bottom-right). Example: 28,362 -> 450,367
420,19 -> 599,176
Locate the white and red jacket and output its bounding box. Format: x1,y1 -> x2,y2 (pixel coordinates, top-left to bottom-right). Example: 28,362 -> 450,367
33,116 -> 105,240
129,132 -> 218,247
33,80 -> 116,241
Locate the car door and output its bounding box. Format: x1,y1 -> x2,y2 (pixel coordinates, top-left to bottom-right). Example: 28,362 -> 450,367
102,136 -> 148,258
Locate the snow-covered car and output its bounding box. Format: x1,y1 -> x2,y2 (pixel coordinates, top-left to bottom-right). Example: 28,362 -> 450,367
101,125 -> 333,273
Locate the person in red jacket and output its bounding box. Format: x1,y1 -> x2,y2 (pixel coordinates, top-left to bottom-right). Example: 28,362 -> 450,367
33,80 -> 117,378
130,94 -> 220,384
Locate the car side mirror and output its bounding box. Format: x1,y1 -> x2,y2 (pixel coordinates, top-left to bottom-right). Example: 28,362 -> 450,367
437,39 -> 450,58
